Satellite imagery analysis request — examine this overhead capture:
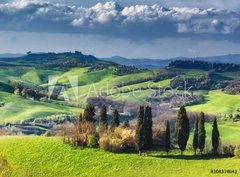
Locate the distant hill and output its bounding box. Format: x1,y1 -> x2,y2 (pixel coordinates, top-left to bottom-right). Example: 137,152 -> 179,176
0,53 -> 24,58
102,54 -> 240,69
101,56 -> 171,69
0,52 -> 114,67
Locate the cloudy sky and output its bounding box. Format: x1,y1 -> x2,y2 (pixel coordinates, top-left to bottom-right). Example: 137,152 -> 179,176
0,0 -> 240,59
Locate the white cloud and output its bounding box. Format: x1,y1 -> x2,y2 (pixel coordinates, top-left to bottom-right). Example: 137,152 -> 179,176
0,0 -> 240,41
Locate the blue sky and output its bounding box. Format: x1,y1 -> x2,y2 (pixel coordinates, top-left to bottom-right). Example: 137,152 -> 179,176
0,0 -> 240,59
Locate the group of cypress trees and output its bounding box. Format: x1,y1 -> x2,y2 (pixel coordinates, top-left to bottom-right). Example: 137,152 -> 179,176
175,107 -> 220,155
80,104 -> 220,155
98,105 -> 120,134
135,106 -> 153,155
193,113 -> 220,155
76,104 -> 120,141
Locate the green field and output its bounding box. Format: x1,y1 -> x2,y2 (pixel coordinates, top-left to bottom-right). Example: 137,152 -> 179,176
0,92 -> 81,123
186,91 -> 240,115
0,137 -> 239,177
189,122 -> 240,146
0,65 -> 239,123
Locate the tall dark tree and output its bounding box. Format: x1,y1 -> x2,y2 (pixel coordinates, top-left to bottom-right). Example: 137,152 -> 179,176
77,113 -> 83,134
135,106 -> 145,155
165,120 -> 171,155
76,113 -> 83,146
83,104 -> 96,123
145,106 -> 153,149
99,105 -> 108,134
110,109 -> 120,131
212,117 -> 220,154
198,112 -> 206,155
175,106 -> 189,155
193,118 -> 199,155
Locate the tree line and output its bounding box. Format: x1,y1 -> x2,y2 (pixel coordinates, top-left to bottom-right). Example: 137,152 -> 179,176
62,104 -> 220,156
169,60 -> 240,72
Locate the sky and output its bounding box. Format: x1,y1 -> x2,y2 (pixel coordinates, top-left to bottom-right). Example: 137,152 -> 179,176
0,0 -> 240,59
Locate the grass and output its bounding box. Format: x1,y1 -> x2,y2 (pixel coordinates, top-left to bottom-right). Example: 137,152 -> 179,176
0,136 -> 239,177
189,122 -> 240,146
215,71 -> 240,81
175,68 -> 207,77
0,92 -> 82,123
108,89 -> 155,104
186,90 -> 240,115
0,65 -> 239,122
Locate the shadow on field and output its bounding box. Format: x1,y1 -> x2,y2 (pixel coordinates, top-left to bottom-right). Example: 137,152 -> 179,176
151,154 -> 231,160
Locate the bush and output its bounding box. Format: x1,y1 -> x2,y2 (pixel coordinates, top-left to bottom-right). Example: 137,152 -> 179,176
99,136 -> 110,151
223,145 -> 236,157
235,145 -> 240,158
87,135 -> 97,148
99,128 -> 135,152
152,126 -> 165,146
99,136 -> 122,152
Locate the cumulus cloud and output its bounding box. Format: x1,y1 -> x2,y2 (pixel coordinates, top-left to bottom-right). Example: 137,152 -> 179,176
0,0 -> 240,40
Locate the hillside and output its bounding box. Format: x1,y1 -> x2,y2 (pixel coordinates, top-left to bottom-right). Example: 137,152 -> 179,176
0,52 -> 239,138
0,137 -> 239,177
102,54 -> 240,69
0,51 -> 114,67
0,53 -> 239,177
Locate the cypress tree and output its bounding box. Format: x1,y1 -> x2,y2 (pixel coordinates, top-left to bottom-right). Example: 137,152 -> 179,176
175,106 -> 189,155
110,109 -> 120,131
145,106 -> 153,149
165,120 -> 171,155
198,112 -> 206,155
135,106 -> 145,155
77,113 -> 83,134
83,104 -> 96,123
76,113 -> 84,146
212,117 -> 220,154
99,105 -> 108,134
193,118 -> 198,155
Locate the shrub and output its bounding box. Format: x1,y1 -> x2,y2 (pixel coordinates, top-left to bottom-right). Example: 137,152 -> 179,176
99,136 -> 122,152
121,129 -> 135,150
87,135 -> 97,148
99,136 -> 110,151
235,145 -> 240,158
152,126 -> 165,146
223,145 -> 236,157
99,128 -> 135,152
109,137 -> 123,152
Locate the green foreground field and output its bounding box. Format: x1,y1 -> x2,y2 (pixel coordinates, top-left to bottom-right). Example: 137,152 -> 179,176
0,137 -> 239,177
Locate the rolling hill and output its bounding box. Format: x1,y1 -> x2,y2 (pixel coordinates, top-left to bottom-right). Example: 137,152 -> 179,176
102,54 -> 240,69
0,52 -> 239,177
0,51 -> 238,124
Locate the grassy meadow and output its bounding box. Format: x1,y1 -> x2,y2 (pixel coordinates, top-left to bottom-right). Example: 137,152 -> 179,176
186,91 -> 240,115
0,91 -> 81,123
0,65 -> 239,123
0,136 -> 239,177
0,59 -> 239,177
